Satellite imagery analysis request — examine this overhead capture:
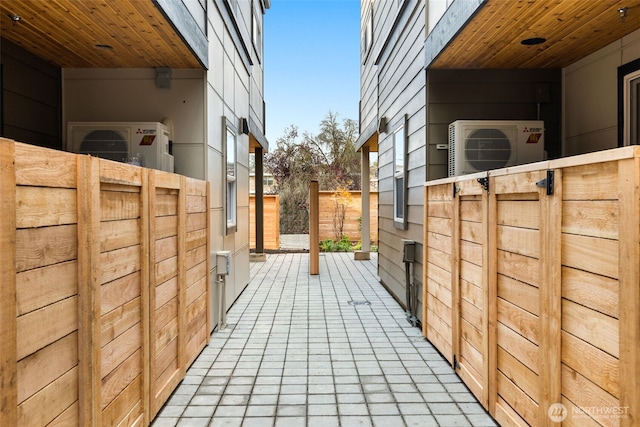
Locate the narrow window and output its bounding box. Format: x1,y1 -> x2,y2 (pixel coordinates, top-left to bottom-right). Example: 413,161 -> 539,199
224,117 -> 237,233
363,4 -> 373,60
393,117 -> 406,227
623,68 -> 640,145
252,2 -> 262,60
618,58 -> 640,146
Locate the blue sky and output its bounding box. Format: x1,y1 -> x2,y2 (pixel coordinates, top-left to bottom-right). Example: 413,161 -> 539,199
264,0 -> 361,144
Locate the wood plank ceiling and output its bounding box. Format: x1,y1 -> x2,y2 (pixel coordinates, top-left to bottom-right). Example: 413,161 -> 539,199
431,0 -> 640,69
0,0 -> 202,68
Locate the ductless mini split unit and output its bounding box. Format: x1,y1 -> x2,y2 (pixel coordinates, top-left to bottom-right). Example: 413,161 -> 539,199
448,120 -> 545,177
67,121 -> 174,173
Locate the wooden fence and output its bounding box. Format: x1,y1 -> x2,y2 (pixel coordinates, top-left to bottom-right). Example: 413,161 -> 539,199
423,146 -> 640,427
249,191 -> 379,250
318,190 -> 378,244
1,139 -> 210,426
249,194 -> 280,250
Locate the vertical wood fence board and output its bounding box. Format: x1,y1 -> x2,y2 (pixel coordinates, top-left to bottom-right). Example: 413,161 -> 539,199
206,181 -> 211,335
148,172 -> 159,418
141,169 -> 151,426
617,157 -> 640,427
77,155 -> 101,426
0,139 -> 18,426
539,168 -> 562,426
484,184 -> 496,412
457,186 -> 487,404
451,187 -> 461,371
178,176 -> 188,374
422,186 -> 429,338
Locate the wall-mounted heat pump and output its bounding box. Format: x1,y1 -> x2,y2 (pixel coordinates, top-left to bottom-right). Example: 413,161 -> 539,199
448,120 -> 545,176
67,121 -> 174,172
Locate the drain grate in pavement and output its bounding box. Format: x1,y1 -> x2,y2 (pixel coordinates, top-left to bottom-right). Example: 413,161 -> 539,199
348,300 -> 371,306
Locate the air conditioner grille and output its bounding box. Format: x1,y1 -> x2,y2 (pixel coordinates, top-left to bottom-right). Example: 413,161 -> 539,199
448,124 -> 456,177
465,128 -> 512,171
78,130 -> 128,161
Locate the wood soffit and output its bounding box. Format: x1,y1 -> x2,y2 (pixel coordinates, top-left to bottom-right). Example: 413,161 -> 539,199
0,0 -> 202,69
431,0 -> 640,69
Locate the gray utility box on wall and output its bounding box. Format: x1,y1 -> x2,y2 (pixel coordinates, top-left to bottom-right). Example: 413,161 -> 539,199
402,240 -> 416,263
216,251 -> 231,275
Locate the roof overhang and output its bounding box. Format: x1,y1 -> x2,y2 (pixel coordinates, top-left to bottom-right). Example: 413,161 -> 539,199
355,119 -> 379,152
427,0 -> 640,69
0,0 -> 205,69
249,118 -> 269,153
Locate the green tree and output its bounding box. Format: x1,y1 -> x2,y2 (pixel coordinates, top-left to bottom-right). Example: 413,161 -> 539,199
312,111 -> 360,191
265,112 -> 361,234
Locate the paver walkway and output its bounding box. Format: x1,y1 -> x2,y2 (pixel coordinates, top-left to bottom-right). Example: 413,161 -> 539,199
151,252 -> 497,427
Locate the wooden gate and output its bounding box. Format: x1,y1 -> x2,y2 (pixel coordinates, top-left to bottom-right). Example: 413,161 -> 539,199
422,146 -> 640,427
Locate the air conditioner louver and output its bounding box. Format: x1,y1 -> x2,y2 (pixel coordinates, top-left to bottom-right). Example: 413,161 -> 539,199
78,129 -> 129,162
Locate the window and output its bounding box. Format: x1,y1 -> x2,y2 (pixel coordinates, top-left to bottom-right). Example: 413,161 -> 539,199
623,66 -> 640,146
362,4 -> 373,59
393,116 -> 407,228
224,117 -> 237,234
252,1 -> 262,60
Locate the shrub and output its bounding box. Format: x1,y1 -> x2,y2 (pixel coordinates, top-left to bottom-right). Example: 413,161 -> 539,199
320,235 -> 352,252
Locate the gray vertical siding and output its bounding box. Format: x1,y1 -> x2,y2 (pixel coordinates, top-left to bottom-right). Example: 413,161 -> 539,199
375,0 -> 427,319
361,1 -> 562,322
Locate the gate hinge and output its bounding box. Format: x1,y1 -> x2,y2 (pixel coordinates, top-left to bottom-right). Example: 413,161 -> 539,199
453,354 -> 460,370
477,177 -> 489,192
453,183 -> 460,198
535,170 -> 555,195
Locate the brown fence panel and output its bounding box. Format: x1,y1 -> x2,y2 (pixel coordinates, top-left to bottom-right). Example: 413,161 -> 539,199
13,143 -> 81,426
560,160 -> 623,427
423,182 -> 454,364
1,139 -> 210,426
183,177 -> 209,367
149,171 -> 181,419
423,146 -> 640,427
318,191 -> 378,244
250,194 -> 280,250
492,169 -> 550,427
454,177 -> 489,406
98,160 -> 147,426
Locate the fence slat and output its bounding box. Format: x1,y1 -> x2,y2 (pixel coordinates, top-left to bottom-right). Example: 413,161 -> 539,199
0,140 -> 18,426
539,169 -> 562,426
77,154 -> 101,426
618,158 -> 640,427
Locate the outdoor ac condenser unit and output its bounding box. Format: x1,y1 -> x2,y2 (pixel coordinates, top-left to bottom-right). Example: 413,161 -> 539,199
448,120 -> 545,177
67,121 -> 174,172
